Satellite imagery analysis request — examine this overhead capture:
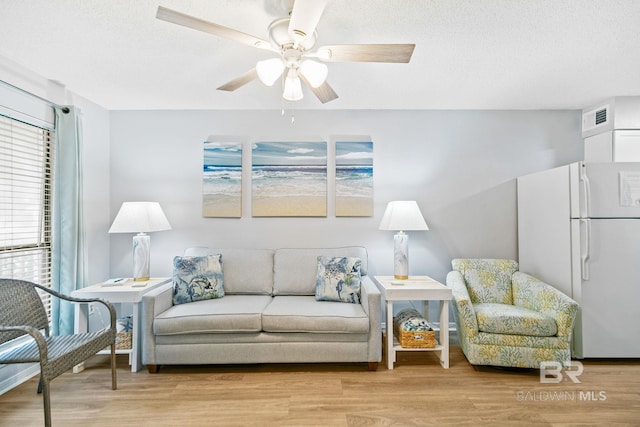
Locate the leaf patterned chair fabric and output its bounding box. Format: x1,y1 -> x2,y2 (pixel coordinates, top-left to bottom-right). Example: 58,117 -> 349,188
447,259 -> 579,369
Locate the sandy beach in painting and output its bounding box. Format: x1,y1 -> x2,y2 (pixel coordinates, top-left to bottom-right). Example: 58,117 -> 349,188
335,196 -> 373,217
252,195 -> 326,217
335,142 -> 373,217
251,141 -> 328,217
202,158 -> 242,218
203,141 -> 243,219
203,193 -> 241,217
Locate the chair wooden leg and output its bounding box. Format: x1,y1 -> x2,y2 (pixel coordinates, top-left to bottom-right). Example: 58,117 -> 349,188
111,343 -> 117,390
41,379 -> 51,427
367,362 -> 378,371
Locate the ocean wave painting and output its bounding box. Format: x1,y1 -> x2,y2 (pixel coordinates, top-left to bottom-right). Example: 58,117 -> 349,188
252,141 -> 327,217
336,141 -> 373,217
203,141 -> 242,217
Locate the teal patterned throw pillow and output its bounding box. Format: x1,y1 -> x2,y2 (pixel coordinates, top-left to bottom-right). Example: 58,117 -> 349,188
315,256 -> 361,304
172,254 -> 224,305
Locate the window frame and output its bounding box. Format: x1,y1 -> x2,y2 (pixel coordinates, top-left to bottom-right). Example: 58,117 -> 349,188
0,114 -> 55,320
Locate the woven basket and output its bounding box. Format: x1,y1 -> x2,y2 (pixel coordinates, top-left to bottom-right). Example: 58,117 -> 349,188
115,332 -> 132,350
393,308 -> 437,348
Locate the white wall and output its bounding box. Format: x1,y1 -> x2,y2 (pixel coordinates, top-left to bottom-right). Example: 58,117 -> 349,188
109,109 -> 582,284
73,95 -> 111,285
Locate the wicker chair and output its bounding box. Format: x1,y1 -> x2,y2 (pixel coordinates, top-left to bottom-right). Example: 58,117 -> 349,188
0,279 -> 117,427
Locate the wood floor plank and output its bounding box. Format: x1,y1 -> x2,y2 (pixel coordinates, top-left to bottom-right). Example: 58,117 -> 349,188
1,345 -> 638,426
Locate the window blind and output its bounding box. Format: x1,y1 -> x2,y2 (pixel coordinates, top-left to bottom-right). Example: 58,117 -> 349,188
0,114 -> 55,319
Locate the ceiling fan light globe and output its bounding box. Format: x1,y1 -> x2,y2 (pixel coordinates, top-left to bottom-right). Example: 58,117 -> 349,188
283,74 -> 303,101
256,58 -> 285,86
299,59 -> 328,88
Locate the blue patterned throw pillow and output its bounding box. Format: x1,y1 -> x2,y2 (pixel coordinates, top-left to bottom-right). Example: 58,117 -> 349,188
315,256 -> 361,304
172,254 -> 224,305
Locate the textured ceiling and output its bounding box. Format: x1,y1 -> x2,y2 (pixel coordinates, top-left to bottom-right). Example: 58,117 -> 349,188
1,0 -> 639,110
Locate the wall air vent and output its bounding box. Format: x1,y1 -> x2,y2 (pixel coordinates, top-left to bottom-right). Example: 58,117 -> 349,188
595,108 -> 607,125
582,104 -> 610,134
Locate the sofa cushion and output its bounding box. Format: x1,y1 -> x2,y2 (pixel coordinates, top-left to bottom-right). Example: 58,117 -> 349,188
451,259 -> 518,305
172,254 -> 224,305
154,295 -> 272,335
273,247 -> 368,296
474,303 -> 558,337
184,247 -> 274,295
315,256 -> 361,304
262,296 -> 369,333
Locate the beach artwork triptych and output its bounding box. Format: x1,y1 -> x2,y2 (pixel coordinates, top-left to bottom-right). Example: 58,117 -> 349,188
203,139 -> 373,218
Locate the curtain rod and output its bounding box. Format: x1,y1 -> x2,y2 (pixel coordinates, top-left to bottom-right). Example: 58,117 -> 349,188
1,79 -> 70,114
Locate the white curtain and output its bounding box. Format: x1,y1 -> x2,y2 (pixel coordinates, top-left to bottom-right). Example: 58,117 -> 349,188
51,106 -> 87,336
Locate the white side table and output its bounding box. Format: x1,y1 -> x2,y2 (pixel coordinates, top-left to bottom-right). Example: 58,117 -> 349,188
72,277 -> 170,372
373,276 -> 452,370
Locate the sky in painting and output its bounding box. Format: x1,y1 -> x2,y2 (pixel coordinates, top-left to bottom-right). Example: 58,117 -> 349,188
204,141 -> 242,166
252,141 -> 327,166
336,141 -> 373,165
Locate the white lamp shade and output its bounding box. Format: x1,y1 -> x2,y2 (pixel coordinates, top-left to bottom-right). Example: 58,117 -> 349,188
299,59 -> 328,88
108,202 -> 171,234
379,201 -> 428,231
256,58 -> 285,86
283,70 -> 304,101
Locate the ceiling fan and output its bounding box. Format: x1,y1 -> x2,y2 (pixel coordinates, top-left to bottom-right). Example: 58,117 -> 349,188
156,0 -> 415,104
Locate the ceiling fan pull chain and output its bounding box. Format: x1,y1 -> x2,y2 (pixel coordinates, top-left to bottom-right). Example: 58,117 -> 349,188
281,74 -> 286,116
288,99 -> 296,125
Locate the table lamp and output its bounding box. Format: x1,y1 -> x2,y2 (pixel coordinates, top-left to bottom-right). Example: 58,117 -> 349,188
379,201 -> 428,279
108,202 -> 171,281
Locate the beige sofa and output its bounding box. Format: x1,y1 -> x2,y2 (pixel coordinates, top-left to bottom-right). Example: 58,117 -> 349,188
140,246 -> 381,372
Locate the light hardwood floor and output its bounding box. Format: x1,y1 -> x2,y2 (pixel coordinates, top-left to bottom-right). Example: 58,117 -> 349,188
1,345 -> 639,427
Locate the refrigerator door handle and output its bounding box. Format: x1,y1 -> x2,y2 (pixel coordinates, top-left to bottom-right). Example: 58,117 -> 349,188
580,162 -> 591,218
581,218 -> 591,281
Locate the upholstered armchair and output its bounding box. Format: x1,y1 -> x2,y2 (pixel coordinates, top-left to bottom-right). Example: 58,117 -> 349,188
446,259 -> 578,369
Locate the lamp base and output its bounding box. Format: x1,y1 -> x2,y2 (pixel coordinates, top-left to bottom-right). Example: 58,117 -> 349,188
132,233 -> 150,282
393,232 -> 409,280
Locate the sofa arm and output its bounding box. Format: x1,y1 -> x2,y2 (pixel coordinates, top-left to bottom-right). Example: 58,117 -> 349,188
512,272 -> 579,339
446,270 -> 479,338
361,276 -> 382,363
141,283 -> 173,365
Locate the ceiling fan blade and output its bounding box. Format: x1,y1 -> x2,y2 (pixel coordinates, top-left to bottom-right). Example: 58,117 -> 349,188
288,0 -> 329,44
156,6 -> 276,52
316,44 -> 415,63
299,74 -> 338,104
217,68 -> 258,92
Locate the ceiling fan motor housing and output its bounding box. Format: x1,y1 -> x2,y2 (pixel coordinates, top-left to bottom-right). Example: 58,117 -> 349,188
268,18 -> 316,52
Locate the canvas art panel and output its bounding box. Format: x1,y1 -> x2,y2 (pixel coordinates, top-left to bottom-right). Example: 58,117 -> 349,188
202,141 -> 243,217
335,141 -> 373,217
252,141 -> 327,217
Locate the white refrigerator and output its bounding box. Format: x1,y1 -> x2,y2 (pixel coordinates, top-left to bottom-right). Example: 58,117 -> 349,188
517,161 -> 640,358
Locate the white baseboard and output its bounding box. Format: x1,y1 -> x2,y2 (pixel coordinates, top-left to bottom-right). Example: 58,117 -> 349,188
0,363 -> 40,395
